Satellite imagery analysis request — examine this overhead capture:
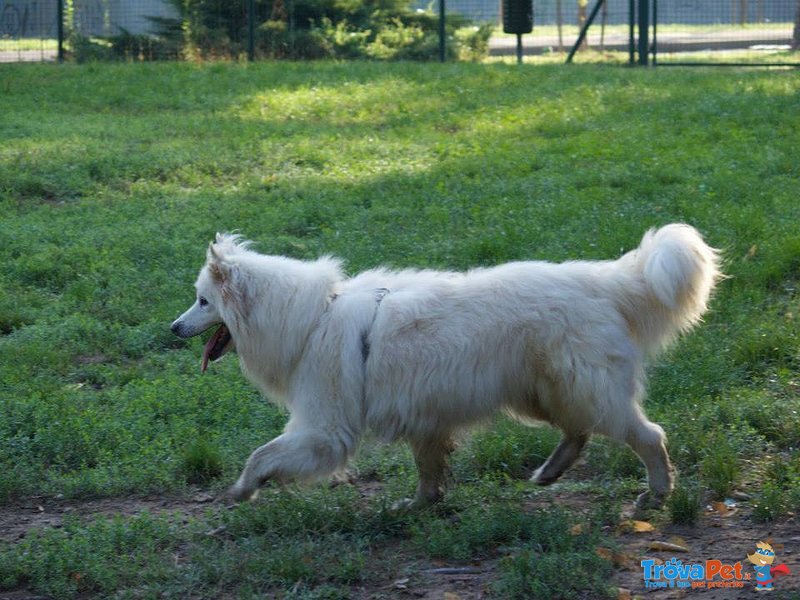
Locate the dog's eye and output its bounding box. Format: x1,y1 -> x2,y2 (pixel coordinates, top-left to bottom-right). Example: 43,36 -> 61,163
198,297 -> 209,307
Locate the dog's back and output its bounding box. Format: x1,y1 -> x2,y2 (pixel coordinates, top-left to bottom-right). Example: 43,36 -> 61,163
361,224 -> 720,442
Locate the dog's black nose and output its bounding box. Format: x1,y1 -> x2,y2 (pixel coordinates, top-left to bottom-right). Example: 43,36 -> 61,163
171,321 -> 182,336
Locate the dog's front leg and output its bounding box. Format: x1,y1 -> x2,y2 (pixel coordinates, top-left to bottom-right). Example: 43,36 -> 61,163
229,430 -> 353,502
625,416 -> 674,512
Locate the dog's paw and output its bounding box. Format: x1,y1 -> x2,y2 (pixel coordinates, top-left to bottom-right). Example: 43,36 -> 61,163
227,482 -> 259,503
328,469 -> 357,488
389,496 -> 436,514
389,497 -> 416,514
634,490 -> 666,515
530,465 -> 558,486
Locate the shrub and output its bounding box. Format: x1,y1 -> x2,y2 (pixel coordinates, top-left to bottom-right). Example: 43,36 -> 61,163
67,33 -> 115,63
360,17 -> 462,61
109,29 -> 183,61
456,23 -> 494,61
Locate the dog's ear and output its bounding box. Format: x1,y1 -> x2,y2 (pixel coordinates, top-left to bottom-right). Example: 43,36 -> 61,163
208,239 -> 223,259
207,241 -> 248,312
207,241 -> 230,284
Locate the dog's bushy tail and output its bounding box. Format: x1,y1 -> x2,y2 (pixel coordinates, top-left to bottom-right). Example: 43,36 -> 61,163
625,224 -> 722,356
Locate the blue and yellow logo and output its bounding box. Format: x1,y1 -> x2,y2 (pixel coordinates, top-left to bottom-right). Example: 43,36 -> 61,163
640,540 -> 791,591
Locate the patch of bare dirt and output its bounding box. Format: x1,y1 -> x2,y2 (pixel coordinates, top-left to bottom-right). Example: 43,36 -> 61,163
0,491 -> 220,544
610,507 -> 800,600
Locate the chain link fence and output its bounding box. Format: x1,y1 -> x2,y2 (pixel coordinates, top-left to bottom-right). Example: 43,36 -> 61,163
1,0 -> 798,63
652,0 -> 799,65
1,0 -> 57,61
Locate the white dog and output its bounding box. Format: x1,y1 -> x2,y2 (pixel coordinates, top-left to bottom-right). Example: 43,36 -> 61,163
171,224 -> 720,510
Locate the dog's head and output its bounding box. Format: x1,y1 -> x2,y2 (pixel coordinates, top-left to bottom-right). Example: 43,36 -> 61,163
171,233 -> 249,372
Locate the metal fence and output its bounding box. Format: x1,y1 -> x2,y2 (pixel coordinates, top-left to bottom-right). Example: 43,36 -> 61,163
651,0 -> 799,65
1,0 -> 798,64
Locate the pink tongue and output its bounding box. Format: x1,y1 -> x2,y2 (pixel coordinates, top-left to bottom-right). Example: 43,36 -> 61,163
201,326 -> 226,373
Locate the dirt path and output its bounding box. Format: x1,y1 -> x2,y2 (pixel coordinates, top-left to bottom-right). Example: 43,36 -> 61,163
0,492 -> 219,544
1,487 -> 798,599
611,509 -> 800,599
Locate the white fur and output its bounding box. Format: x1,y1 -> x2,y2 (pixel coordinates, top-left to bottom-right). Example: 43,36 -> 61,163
171,224 -> 721,509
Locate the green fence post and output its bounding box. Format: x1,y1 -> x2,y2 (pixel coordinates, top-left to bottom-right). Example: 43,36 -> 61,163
57,0 -> 64,63
651,0 -> 657,64
637,0 -> 648,65
628,0 -> 634,64
248,0 -> 255,61
439,0 -> 446,62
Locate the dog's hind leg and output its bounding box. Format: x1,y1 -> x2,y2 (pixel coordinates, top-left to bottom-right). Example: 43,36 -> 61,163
624,408 -> 673,511
530,432 -> 588,486
391,434 -> 455,512
229,430 -> 354,502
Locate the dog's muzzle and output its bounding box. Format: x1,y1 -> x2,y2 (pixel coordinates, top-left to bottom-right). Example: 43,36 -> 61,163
171,318 -> 234,373
170,320 -> 189,338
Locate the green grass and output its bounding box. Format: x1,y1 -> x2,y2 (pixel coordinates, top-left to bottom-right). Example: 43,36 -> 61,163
0,38 -> 59,52
1,61 -> 799,597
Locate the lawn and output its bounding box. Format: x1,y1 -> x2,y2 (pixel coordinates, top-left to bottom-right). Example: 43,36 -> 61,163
0,61 -> 799,598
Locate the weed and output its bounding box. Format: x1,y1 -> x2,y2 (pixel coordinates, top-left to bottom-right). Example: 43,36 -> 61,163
751,482 -> 787,523
495,548 -> 614,599
585,438 -> 645,481
181,438 -> 224,484
668,479 -> 702,526
700,437 -> 740,500
466,418 -> 560,479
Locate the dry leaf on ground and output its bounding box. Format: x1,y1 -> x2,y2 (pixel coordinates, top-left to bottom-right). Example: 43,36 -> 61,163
596,547 -> 637,569
619,519 -> 656,533
649,541 -> 690,553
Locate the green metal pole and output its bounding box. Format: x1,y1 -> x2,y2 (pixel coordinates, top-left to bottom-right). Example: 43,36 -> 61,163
651,0 -> 657,64
637,0 -> 648,65
566,0 -> 605,63
628,0 -> 634,64
247,0 -> 255,61
439,0 -> 446,62
57,0 -> 64,63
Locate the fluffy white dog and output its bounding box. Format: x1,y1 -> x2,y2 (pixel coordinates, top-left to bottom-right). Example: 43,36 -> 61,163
171,224 -> 720,510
